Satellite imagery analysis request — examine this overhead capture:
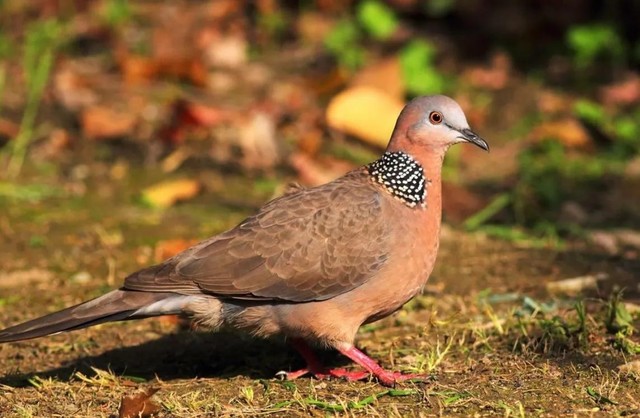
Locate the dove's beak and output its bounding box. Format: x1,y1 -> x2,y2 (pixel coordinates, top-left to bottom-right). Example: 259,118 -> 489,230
458,128 -> 489,151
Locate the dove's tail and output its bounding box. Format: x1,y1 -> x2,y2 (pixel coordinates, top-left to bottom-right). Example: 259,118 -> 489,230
0,289 -> 194,343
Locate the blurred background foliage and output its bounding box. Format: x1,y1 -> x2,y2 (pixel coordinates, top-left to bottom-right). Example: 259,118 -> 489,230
0,0 -> 639,253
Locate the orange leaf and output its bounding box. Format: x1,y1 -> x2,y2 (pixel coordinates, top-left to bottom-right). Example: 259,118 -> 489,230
141,179 -> 201,208
289,152 -> 354,186
530,118 -> 591,149
352,57 -> 405,99
326,86 -> 404,148
118,387 -> 160,418
154,238 -> 199,261
600,74 -> 640,106
462,52 -> 511,90
81,106 -> 137,140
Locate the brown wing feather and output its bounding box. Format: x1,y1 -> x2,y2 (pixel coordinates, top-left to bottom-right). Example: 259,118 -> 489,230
124,170 -> 391,302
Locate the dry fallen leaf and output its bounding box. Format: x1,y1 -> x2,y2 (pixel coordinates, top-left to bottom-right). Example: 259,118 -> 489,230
116,3 -> 208,86
600,73 -> 640,106
53,63 -> 99,111
289,152 -> 354,186
119,53 -> 207,86
160,100 -> 231,145
530,118 -> 591,149
326,86 -> 404,148
81,105 -> 137,140
590,228 -> 640,255
118,387 -> 160,418
625,156 -> 640,178
546,273 -> 608,295
352,57 -> 405,99
141,179 -> 201,208
536,90 -> 575,115
237,111 -> 281,170
0,118 -> 19,141
154,238 -> 200,261
0,269 -> 55,289
294,124 -> 323,156
117,54 -> 160,85
617,360 -> 640,377
200,31 -> 248,69
462,52 -> 511,90
590,230 -> 620,255
33,129 -> 71,160
624,303 -> 640,314
297,11 -> 334,43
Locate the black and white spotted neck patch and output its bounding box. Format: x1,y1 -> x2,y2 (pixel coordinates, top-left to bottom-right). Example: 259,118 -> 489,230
366,152 -> 426,208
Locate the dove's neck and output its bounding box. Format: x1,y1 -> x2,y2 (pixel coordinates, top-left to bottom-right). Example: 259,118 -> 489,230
366,152 -> 426,208
366,150 -> 444,211
415,150 -> 444,216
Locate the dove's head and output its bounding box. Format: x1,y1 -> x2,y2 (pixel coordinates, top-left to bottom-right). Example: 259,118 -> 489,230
388,95 -> 489,153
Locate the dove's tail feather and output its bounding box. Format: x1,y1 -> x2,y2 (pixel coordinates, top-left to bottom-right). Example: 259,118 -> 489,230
0,289 -> 194,343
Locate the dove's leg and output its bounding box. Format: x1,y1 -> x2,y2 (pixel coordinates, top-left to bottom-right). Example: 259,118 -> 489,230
335,342 -> 428,387
283,338 -> 369,381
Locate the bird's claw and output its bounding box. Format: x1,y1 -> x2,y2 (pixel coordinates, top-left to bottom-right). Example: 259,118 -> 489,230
276,367 -> 373,382
375,371 -> 430,387
276,368 -> 312,381
277,368 -> 428,386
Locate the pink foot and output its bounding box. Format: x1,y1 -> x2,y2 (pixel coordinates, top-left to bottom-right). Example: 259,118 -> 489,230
371,370 -> 429,386
281,338 -> 429,386
280,367 -> 370,382
323,368 -> 370,381
336,343 -> 429,387
281,367 -> 312,380
281,339 -> 372,382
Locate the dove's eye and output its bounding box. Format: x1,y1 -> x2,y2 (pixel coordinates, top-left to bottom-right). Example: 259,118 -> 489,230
429,111 -> 443,124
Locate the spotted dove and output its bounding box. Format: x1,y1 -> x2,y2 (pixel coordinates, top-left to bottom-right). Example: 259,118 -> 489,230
0,95 -> 488,386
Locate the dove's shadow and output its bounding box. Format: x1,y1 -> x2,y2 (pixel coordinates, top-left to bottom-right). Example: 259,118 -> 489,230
0,331 -> 346,387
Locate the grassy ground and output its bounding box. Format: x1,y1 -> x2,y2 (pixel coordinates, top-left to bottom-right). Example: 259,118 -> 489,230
0,167 -> 639,417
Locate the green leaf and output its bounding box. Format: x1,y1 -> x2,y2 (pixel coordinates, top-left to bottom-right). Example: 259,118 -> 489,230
325,20 -> 359,49
586,387 -> 617,405
464,193 -> 511,230
566,24 -> 624,68
0,33 -> 12,60
0,182 -> 63,202
357,0 -> 398,40
605,290 -> 635,335
424,0 -> 456,17
612,332 -> 640,355
303,389 -> 417,412
103,0 -> 132,27
324,20 -> 364,70
400,40 -> 446,95
573,100 -> 606,126
614,116 -> 639,142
